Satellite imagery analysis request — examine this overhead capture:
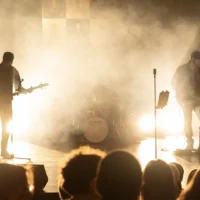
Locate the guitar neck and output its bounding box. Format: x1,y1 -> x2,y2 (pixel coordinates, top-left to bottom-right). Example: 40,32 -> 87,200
13,83 -> 48,96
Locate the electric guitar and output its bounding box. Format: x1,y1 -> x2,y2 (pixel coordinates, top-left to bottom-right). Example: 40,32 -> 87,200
13,83 -> 49,96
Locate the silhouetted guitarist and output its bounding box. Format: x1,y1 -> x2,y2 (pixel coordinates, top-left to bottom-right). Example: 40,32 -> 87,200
0,52 -> 23,158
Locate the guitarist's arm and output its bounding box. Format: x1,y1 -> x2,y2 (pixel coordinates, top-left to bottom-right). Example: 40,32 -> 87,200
12,67 -> 24,92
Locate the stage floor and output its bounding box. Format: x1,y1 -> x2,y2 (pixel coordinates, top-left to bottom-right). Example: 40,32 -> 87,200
1,136 -> 200,192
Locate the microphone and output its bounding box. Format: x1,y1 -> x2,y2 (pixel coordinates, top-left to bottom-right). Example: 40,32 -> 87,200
153,69 -> 157,76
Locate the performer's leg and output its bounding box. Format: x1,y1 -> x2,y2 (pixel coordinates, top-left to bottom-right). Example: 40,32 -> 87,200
194,106 -> 200,151
1,118 -> 10,155
182,103 -> 193,150
1,104 -> 12,158
194,106 -> 200,121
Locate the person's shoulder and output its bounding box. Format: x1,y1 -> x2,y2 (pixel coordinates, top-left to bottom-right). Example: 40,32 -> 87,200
11,66 -> 18,71
176,63 -> 189,72
178,63 -> 188,68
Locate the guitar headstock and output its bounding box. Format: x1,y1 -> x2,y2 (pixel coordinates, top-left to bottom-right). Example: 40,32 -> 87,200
37,82 -> 49,89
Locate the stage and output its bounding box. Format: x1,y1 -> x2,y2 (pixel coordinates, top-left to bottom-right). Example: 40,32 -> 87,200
1,136 -> 200,192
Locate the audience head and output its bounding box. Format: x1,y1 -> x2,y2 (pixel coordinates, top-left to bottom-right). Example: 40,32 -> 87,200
179,168 -> 200,200
0,163 -> 33,200
187,169 -> 197,185
96,150 -> 142,200
170,162 -> 184,182
169,163 -> 181,197
142,159 -> 175,200
59,146 -> 105,199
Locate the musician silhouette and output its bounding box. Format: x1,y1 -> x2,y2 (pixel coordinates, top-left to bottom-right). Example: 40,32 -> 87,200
0,52 -> 23,158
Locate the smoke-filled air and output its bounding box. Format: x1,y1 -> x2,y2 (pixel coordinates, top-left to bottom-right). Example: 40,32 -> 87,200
0,0 -> 199,149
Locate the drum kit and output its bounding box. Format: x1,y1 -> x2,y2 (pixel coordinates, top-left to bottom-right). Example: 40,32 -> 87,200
73,85 -> 127,144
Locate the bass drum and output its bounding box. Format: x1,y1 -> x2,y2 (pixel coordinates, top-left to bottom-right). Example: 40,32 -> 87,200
82,117 -> 108,143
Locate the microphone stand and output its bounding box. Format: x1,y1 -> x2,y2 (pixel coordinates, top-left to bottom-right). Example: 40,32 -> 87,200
153,69 -> 157,159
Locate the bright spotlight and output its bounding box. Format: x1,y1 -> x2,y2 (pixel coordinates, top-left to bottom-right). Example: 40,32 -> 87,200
0,121 -> 14,133
29,185 -> 34,192
139,112 -> 183,134
160,112 -> 183,133
139,115 -> 154,132
7,121 -> 13,133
